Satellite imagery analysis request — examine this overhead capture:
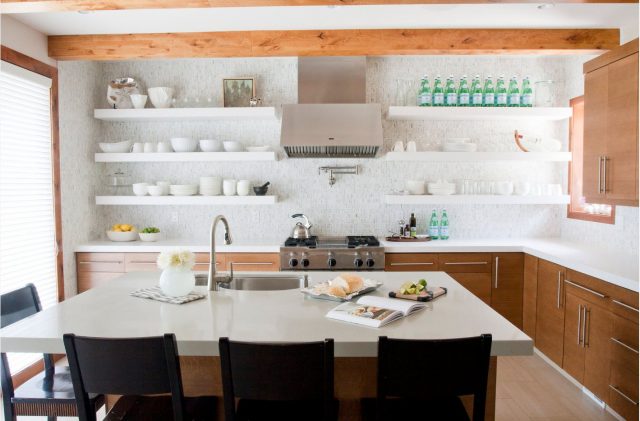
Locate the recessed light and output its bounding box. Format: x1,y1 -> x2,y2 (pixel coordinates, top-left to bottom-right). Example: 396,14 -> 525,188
537,3 -> 555,10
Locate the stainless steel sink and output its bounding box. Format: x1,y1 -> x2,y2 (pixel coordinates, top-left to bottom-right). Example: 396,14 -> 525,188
195,273 -> 307,291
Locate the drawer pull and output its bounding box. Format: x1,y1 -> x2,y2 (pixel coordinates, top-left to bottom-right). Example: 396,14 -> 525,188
390,262 -> 434,266
557,271 -> 562,309
609,385 -> 638,406
577,304 -> 583,345
494,256 -> 500,289
611,337 -> 639,354
128,261 -> 157,264
443,262 -> 488,266
612,299 -> 639,313
564,280 -> 606,299
79,261 -> 122,264
229,262 -> 273,266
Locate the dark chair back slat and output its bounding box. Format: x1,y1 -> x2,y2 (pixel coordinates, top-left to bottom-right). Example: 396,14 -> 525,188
378,334 -> 492,421
64,333 -> 186,421
219,337 -> 334,421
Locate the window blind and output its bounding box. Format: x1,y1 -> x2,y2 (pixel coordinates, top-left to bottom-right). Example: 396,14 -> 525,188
0,60 -> 57,373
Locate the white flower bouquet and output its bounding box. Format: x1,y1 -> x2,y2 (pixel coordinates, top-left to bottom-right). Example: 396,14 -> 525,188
157,249 -> 196,271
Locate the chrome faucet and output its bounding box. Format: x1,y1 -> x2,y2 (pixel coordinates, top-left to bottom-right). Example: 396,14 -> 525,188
208,215 -> 233,291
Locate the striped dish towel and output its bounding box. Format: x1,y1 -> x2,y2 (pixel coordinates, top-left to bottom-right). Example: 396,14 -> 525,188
130,286 -> 205,304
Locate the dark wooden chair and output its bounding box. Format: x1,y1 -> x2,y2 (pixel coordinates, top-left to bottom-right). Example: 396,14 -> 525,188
1,283 -> 104,421
63,333 -> 217,421
363,334 -> 493,421
219,337 -> 337,421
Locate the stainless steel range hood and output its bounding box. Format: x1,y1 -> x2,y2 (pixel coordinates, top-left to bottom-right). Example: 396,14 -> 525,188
281,57 -> 382,158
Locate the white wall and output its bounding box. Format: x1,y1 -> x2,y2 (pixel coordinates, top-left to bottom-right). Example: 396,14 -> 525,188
0,15 -> 56,67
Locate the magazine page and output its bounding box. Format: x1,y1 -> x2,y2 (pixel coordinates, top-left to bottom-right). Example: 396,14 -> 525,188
357,295 -> 427,316
326,302 -> 403,328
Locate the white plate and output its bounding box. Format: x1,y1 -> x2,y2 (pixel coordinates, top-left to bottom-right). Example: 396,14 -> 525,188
300,279 -> 383,302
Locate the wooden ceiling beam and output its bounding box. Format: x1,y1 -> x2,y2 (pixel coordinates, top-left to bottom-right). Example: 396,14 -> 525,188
48,28 -> 620,60
2,0 -> 636,13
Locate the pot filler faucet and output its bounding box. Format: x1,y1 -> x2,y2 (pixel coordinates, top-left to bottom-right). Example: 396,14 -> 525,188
208,215 -> 233,291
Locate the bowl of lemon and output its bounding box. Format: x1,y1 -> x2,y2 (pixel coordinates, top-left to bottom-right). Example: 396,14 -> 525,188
107,224 -> 138,242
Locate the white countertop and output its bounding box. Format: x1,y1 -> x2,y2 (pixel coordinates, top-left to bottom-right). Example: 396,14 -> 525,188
0,271 -> 532,358
75,238 -> 639,292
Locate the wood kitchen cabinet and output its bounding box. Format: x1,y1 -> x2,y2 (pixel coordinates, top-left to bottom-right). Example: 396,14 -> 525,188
583,38 -> 639,207
608,305 -> 639,421
76,253 -> 125,293
223,253 -> 280,272
491,253 -> 524,329
384,253 -> 439,272
439,253 -> 492,305
523,254 -> 538,340
535,259 -> 566,366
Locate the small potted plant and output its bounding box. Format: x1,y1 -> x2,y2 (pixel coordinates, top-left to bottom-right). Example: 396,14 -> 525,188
157,249 -> 196,296
139,226 -> 161,242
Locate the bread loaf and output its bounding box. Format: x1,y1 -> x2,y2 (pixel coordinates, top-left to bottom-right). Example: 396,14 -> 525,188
328,285 -> 346,297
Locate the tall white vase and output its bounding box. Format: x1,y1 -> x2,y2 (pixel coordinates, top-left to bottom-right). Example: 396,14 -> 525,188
159,267 -> 195,297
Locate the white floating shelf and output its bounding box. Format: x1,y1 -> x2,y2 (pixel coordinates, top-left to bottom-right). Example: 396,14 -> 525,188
94,107 -> 278,122
384,195 -> 570,205
95,151 -> 277,163
386,106 -> 572,121
96,195 -> 277,206
385,151 -> 572,162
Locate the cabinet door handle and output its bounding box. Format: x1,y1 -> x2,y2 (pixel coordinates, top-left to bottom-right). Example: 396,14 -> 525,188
602,156 -> 608,193
564,279 -> 606,299
556,271 -> 562,309
229,262 -> 273,266
577,304 -> 583,345
494,256 -> 500,289
79,261 -> 122,264
584,308 -> 590,348
609,385 -> 639,406
597,156 -> 603,193
390,262 -> 434,266
611,337 -> 639,354
612,299 -> 639,313
443,261 -> 488,266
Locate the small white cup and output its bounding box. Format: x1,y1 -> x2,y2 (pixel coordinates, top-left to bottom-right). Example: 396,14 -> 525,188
132,182 -> 149,196
406,141 -> 417,152
393,141 -> 405,152
515,182 -> 531,196
156,181 -> 170,195
157,141 -> 172,153
223,179 -> 237,196
132,142 -> 144,153
406,180 -> 425,195
237,180 -> 251,196
144,142 -> 156,153
130,94 -> 148,109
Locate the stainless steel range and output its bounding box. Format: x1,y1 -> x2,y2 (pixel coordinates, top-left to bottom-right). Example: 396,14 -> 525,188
280,235 -> 385,271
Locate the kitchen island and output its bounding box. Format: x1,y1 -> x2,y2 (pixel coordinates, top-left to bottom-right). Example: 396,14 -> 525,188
0,271 -> 532,420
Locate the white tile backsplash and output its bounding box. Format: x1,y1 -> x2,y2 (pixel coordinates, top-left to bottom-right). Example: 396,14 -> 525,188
58,54 -> 638,296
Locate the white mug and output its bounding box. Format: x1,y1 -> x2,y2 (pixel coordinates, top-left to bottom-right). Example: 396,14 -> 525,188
156,181 -> 170,195
393,141 -> 405,152
157,141 -> 172,153
237,180 -> 251,196
132,142 -> 144,153
143,142 -> 156,153
130,94 -> 148,109
223,179 -> 237,196
406,141 -> 417,152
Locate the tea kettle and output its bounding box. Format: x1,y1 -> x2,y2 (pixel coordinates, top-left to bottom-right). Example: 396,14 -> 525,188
290,214 -> 312,239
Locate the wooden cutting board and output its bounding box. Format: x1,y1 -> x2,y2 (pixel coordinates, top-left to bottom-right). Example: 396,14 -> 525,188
389,287 -> 447,302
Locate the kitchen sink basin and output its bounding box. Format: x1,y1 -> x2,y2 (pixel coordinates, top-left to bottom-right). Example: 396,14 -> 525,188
195,274 -> 307,291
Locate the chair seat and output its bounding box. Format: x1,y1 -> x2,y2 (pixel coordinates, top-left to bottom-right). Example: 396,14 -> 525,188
236,398 -> 339,421
361,396 -> 470,421
11,365 -> 104,417
106,395 -> 217,421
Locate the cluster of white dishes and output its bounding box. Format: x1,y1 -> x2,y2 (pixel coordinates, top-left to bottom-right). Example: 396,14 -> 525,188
98,138 -> 270,153
404,179 -> 563,196
406,180 -> 456,195
128,87 -> 175,109
442,138 -> 477,152
131,179 -> 254,196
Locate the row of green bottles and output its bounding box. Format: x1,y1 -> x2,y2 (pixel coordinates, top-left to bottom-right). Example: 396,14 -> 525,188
418,75 -> 533,107
428,209 -> 449,240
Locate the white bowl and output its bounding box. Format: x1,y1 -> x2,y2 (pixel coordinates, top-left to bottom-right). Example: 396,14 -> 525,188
99,140 -> 132,153
148,87 -> 175,109
199,139 -> 223,152
147,185 -> 165,196
223,141 -> 244,152
169,184 -> 198,196
139,232 -> 161,242
406,180 -> 426,195
246,145 -> 270,152
428,182 -> 456,195
130,94 -> 148,109
106,230 -> 138,242
170,137 -> 198,152
132,182 -> 149,196
428,187 -> 456,195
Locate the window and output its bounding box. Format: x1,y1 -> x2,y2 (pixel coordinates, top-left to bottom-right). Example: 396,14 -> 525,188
0,48 -> 62,374
567,96 -> 615,223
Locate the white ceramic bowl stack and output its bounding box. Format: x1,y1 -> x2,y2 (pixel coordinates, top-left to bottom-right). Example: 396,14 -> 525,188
170,137 -> 198,152
132,182 -> 149,196
148,87 -> 174,109
169,184 -> 198,196
200,176 -> 222,196
428,181 -> 456,195
405,180 -> 426,195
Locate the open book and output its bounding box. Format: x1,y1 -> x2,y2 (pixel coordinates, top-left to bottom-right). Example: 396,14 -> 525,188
326,296 -> 426,328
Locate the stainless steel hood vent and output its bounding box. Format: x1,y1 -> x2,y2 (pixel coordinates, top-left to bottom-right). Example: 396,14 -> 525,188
280,57 -> 382,158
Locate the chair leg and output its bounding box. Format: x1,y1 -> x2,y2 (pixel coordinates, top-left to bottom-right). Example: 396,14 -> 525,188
47,416 -> 57,421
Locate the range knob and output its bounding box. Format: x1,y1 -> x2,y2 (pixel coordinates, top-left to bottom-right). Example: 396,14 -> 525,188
289,258 -> 299,268
301,254 -> 310,267
354,257 -> 364,268
365,258 -> 376,268
327,253 -> 337,268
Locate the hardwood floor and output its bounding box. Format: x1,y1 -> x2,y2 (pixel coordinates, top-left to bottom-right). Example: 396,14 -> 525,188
497,354 -> 616,421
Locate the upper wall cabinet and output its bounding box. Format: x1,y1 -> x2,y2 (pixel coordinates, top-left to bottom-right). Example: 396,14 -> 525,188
583,39 -> 639,207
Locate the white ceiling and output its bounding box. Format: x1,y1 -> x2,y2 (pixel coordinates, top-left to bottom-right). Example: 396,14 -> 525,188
11,4 -> 640,43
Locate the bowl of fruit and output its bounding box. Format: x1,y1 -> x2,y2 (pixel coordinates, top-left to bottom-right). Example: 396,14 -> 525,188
139,227 -> 161,242
106,224 -> 138,242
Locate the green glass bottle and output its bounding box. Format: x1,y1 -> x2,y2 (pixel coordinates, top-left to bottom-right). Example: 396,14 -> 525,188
458,75 -> 470,106
417,75 -> 432,107
432,75 -> 445,106
428,209 -> 439,240
439,209 -> 449,240
521,76 -> 533,107
471,75 -> 483,107
483,75 -> 495,107
445,75 -> 458,107
495,75 -> 507,107
507,75 -> 521,107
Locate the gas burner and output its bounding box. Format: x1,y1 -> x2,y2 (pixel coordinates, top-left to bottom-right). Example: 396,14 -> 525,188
347,236 -> 380,248
284,236 -> 318,248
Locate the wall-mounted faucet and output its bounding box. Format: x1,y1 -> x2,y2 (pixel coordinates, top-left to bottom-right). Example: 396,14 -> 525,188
318,165 -> 359,186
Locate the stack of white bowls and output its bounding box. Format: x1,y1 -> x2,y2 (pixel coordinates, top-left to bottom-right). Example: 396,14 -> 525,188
200,176 -> 222,196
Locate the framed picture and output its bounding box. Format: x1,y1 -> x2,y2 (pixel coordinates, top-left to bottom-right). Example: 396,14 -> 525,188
222,77 -> 255,107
